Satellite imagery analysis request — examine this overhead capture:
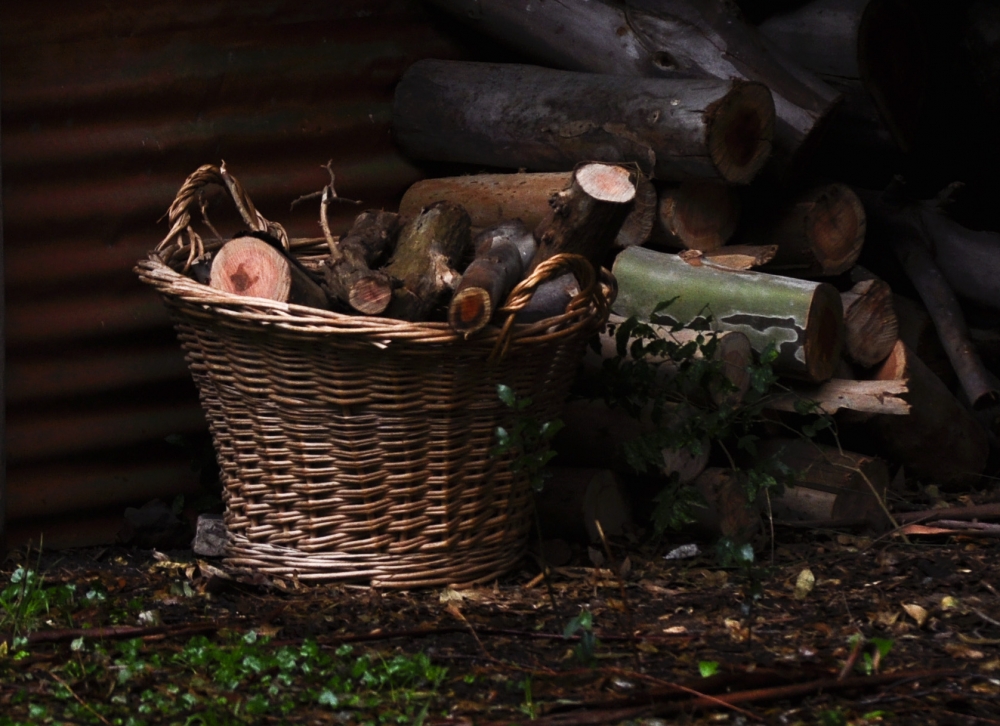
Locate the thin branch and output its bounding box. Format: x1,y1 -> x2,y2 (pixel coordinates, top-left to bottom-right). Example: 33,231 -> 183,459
49,671 -> 112,726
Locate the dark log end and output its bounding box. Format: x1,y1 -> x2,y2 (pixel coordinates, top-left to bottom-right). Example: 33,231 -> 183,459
803,282 -> 845,383
348,274 -> 394,315
713,331 -> 753,406
448,287 -> 492,334
615,175 -> 657,248
656,180 -> 740,251
843,279 -> 899,368
807,184 -> 866,275
706,81 -> 775,184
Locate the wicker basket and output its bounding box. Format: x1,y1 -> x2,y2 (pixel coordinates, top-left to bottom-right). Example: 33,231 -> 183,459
136,164 -> 612,587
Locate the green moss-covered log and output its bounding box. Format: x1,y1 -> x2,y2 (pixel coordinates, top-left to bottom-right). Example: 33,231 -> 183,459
611,246 -> 844,381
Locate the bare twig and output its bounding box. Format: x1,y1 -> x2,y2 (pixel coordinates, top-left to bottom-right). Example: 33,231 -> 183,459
49,671 -> 112,726
595,520 -> 633,639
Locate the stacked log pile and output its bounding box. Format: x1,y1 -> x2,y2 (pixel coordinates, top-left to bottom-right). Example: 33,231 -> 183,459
177,0 -> 1000,547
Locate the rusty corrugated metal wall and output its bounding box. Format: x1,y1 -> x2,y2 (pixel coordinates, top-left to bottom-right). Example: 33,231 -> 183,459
0,0 -> 482,549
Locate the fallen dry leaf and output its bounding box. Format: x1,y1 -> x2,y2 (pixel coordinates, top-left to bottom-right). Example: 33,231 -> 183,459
794,568 -> 816,600
903,602 -> 929,627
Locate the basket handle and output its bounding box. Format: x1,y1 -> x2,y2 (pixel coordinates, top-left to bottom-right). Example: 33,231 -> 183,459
156,162 -> 290,272
489,253 -> 615,361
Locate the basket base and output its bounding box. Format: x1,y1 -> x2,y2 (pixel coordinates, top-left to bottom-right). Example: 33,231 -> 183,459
223,534 -> 528,589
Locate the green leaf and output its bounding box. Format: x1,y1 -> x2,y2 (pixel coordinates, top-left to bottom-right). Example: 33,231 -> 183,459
698,660 -> 720,678
497,384 -> 517,409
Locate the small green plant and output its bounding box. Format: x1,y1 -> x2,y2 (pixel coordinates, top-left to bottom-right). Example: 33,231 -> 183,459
716,537 -> 765,618
849,634 -> 894,676
698,660 -> 720,678
493,383 -> 564,492
564,608 -> 599,665
519,675 -> 538,719
0,558 -> 77,642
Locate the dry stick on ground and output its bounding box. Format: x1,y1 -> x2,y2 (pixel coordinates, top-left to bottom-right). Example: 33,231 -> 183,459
425,0 -> 837,172
652,180 -> 741,251
612,246 -> 844,382
448,220 -> 536,336
594,520 -> 633,639
862,190 -> 1000,411
48,671 -> 111,726
321,208 -> 400,315
841,277 -> 899,367
895,502 -> 1000,524
393,59 -> 775,184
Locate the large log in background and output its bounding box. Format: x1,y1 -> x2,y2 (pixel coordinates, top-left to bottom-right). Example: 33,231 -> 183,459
612,246 -> 844,382
426,0 -> 840,171
393,60 -> 775,184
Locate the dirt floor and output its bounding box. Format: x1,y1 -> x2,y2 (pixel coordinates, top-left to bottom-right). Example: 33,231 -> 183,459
3,500 -> 1000,725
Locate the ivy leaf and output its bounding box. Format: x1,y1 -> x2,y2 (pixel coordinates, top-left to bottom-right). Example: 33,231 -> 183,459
497,384 -> 517,409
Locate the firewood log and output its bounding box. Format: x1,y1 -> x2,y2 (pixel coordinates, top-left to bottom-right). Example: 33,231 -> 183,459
869,340 -> 989,485
757,0 -> 924,157
690,468 -> 761,543
554,399 -> 711,484
756,184 -> 866,277
512,274 -> 579,325
383,201 -> 471,322
652,180 -> 741,251
321,210 -> 400,315
425,0 -> 839,171
862,190 -> 1000,410
393,59 -> 775,184
209,233 -> 329,309
534,467 -> 632,544
448,221 -> 536,336
766,378 -> 909,418
757,438 -> 892,531
612,246 -> 844,382
527,162 -> 637,275
677,246 -> 778,271
841,278 -> 898,367
399,172 -> 658,249
892,294 -> 954,387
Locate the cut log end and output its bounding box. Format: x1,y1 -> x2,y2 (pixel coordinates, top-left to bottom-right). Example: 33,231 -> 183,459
448,287 -> 492,334
807,184 -> 866,275
656,180 -> 741,251
348,275 -> 393,315
842,279 -> 899,367
209,236 -> 291,302
706,82 -> 775,185
803,282 -> 845,383
574,163 -> 637,204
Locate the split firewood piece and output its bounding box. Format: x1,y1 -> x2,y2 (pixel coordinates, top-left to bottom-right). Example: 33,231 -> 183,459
448,221 -> 536,336
425,0 -> 837,170
893,294 -> 954,386
678,245 -> 779,272
757,184 -> 866,277
869,340 -> 989,485
321,210 -> 400,315
534,467 -> 632,544
399,172 -> 658,250
757,438 -> 892,531
589,315 -> 753,407
612,246 -> 844,382
554,399 -> 710,483
757,0 -> 928,155
690,468 -> 761,543
209,233 -> 329,309
383,201 -> 471,322
393,59 -> 775,184
766,378 -> 909,418
841,278 -> 898,367
527,162 -> 637,275
863,192 -> 1000,410
652,180 -> 741,251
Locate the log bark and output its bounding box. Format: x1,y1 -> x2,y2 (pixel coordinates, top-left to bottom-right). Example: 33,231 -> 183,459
393,59 -> 775,184
534,467 -> 632,544
863,192 -> 1000,410
869,340 -> 989,485
512,274 -> 580,325
528,162 -> 637,275
426,0 -> 838,170
209,234 -> 329,309
757,438 -> 892,530
448,221 -> 535,336
652,180 -> 741,251
554,399 -> 710,483
383,201 -> 471,322
841,278 -> 898,367
766,378 -> 909,418
399,172 -> 658,250
757,184 -> 866,277
757,0 -> 922,156
690,468 -> 761,543
321,210 -> 400,315
612,246 -> 844,382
